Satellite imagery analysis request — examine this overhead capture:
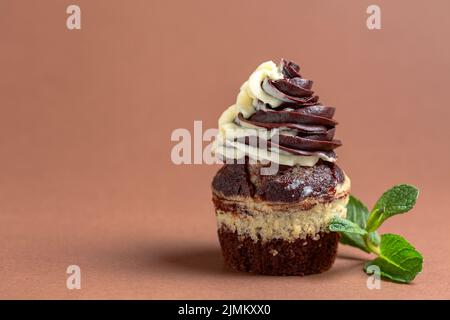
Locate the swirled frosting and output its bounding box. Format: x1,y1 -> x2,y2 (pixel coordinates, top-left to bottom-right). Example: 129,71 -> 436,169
214,59 -> 342,166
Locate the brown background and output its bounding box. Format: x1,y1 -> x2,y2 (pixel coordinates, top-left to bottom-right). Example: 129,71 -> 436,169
1,0 -> 449,299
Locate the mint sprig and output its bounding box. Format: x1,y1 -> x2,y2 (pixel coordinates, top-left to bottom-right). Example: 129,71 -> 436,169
336,195 -> 380,253
366,184 -> 419,232
328,184 -> 423,283
329,216 -> 367,235
364,234 -> 423,283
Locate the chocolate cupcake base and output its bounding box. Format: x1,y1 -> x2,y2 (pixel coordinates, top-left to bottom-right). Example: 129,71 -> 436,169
212,161 -> 350,276
218,228 -> 340,276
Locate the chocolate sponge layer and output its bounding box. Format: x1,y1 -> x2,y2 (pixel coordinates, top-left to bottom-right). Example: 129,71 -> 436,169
212,160 -> 345,203
218,228 -> 340,276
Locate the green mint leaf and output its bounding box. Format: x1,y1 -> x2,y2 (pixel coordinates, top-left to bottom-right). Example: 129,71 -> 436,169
366,184 -> 419,232
339,195 -> 381,253
346,195 -> 370,226
363,234 -> 423,283
329,216 -> 367,235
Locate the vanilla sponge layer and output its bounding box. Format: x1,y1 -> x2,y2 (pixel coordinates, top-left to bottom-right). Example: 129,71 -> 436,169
216,196 -> 349,242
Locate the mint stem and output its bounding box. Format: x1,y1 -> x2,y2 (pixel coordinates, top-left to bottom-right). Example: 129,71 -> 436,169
365,235 -> 380,256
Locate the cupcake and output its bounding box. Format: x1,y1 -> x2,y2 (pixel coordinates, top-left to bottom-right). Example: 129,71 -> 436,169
212,59 -> 350,276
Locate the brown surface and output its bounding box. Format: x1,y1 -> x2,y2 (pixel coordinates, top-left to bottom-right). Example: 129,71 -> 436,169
0,0 -> 450,299
218,229 -> 340,276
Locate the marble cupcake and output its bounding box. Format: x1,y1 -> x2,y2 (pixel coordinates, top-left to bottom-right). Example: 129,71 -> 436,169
212,59 -> 350,275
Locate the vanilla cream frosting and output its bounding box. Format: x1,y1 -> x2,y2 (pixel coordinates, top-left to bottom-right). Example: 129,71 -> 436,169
213,60 -> 340,166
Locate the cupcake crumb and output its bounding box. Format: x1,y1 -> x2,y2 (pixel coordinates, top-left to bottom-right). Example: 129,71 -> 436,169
269,249 -> 278,256
312,234 -> 321,241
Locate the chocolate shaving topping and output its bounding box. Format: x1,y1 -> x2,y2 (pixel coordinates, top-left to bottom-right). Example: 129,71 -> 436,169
233,136 -> 337,161
277,134 -> 341,152
248,109 -> 337,127
262,79 -> 320,104
272,78 -> 314,98
237,113 -> 328,134
280,58 -> 302,79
